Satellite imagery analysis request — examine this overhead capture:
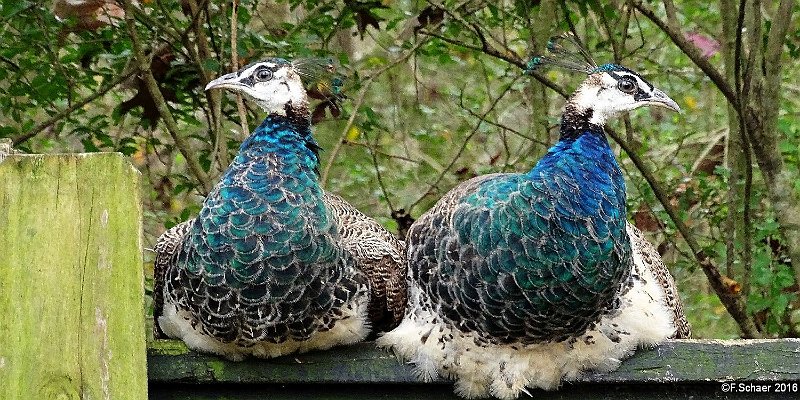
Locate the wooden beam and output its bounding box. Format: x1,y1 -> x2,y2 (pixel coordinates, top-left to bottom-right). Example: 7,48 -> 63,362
148,339 -> 800,399
0,153 -> 146,400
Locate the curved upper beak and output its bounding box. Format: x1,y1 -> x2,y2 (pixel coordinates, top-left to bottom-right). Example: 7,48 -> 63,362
646,88 -> 681,113
204,72 -> 242,91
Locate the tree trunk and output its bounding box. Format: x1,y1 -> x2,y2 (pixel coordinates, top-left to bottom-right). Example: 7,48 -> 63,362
744,0 -> 800,287
529,0 -> 558,149
719,0 -> 746,285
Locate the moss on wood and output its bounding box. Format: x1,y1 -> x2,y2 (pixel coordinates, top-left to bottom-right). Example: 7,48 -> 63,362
0,153 -> 146,400
148,339 -> 800,385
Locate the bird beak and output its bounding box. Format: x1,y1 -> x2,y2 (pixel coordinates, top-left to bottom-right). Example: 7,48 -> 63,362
204,72 -> 242,91
646,88 -> 681,113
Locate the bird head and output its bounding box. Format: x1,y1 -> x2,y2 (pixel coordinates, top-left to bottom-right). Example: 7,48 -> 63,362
569,64 -> 680,125
525,33 -> 680,126
205,58 -> 308,116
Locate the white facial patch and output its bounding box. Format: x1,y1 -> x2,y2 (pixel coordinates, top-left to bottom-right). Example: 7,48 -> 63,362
222,62 -> 308,115
250,67 -> 307,115
571,71 -> 655,125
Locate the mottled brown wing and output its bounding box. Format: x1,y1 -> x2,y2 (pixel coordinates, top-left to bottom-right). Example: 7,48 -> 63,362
152,220 -> 193,339
627,223 -> 691,338
323,192 -> 406,332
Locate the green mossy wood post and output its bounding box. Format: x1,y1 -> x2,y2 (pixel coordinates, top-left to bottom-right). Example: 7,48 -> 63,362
0,153 -> 146,400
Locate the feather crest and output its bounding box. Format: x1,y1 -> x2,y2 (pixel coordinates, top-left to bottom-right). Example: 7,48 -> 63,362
525,33 -> 597,74
291,57 -> 347,121
292,57 -> 346,102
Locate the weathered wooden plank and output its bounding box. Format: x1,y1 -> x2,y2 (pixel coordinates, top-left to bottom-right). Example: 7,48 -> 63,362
148,382 -> 794,400
148,339 -> 800,383
148,339 -> 800,399
0,153 -> 146,400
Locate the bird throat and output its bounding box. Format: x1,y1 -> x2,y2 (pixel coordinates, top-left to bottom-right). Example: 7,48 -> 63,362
558,102 -> 604,141
282,101 -> 312,129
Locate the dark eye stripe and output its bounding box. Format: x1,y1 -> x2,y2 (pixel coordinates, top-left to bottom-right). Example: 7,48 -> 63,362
238,63 -> 282,79
628,73 -> 653,92
636,76 -> 653,92
609,70 -> 654,92
239,75 -> 254,87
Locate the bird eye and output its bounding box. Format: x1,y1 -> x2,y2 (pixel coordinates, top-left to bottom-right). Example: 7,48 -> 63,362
255,67 -> 273,82
617,77 -> 637,94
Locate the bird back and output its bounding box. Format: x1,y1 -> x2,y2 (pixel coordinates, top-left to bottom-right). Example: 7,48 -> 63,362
153,116 -> 407,343
407,129 -> 631,344
162,115 -> 364,346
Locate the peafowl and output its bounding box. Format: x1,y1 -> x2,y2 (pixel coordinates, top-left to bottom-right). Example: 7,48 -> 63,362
153,58 -> 406,360
378,36 -> 689,399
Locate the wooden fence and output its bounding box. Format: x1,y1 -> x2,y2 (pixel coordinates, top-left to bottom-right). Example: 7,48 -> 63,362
147,339 -> 800,400
1,153 -> 146,400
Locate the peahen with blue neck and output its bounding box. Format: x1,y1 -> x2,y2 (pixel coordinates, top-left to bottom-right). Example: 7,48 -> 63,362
378,37 -> 690,399
153,58 -> 406,360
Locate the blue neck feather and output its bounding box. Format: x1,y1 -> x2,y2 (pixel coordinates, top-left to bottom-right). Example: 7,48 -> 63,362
443,102 -> 633,342
179,109 -> 350,326
527,109 -> 625,208
239,113 -> 321,174
184,111 -> 335,282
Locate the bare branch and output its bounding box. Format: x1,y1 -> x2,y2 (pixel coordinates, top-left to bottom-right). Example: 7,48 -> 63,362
418,28 -> 567,98
230,0 -> 250,139
13,68 -> 137,146
128,0 -> 228,175
662,0 -> 679,30
461,106 -> 545,145
417,1 -> 568,98
320,0 -> 475,187
764,0 -> 795,73
408,76 -> 521,212
344,140 -> 420,164
366,130 -> 396,213
122,0 -> 212,193
320,83 -> 372,188
737,0 -> 758,301
630,0 -> 739,108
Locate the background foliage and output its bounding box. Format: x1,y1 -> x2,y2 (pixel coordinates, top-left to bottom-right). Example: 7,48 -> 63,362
1,0 -> 798,339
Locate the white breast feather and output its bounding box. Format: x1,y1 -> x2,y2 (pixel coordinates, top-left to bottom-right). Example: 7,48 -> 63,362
378,237 -> 676,399
159,286 -> 371,360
